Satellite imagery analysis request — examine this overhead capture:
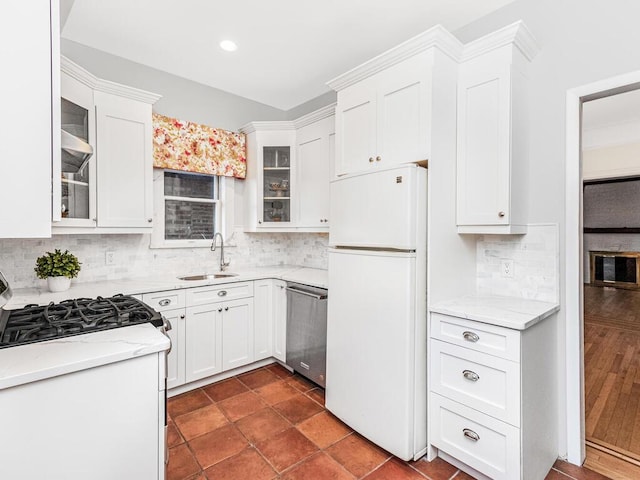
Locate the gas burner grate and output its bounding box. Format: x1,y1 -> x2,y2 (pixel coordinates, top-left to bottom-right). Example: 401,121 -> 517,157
0,294 -> 163,349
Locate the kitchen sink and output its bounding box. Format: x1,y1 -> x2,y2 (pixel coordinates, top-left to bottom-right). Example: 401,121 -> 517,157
178,273 -> 239,281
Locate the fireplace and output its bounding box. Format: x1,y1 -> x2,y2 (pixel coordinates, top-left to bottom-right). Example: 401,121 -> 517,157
590,251 -> 640,289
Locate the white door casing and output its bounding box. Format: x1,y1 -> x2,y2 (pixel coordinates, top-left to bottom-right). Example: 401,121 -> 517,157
565,69 -> 640,465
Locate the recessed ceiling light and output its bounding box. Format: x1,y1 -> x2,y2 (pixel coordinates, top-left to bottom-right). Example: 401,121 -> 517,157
219,40 -> 238,52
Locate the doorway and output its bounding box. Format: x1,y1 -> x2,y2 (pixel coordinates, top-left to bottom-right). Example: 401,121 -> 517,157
581,95 -> 640,476
566,74 -> 640,475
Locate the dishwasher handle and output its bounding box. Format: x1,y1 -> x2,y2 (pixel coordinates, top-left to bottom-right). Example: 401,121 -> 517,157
286,286 -> 327,300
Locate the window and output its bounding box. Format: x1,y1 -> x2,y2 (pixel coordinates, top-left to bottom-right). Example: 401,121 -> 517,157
151,170 -> 222,248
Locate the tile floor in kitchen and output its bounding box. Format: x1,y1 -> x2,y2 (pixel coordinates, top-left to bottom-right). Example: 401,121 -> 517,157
167,364 -> 611,480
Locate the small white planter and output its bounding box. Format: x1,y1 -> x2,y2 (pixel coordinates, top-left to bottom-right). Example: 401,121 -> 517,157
47,276 -> 71,293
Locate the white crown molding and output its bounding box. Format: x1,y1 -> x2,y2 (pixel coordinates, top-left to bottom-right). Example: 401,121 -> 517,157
61,55 -> 98,88
292,103 -> 336,129
239,121 -> 296,134
94,78 -> 162,104
461,20 -> 540,62
61,55 -> 162,104
326,25 -> 463,92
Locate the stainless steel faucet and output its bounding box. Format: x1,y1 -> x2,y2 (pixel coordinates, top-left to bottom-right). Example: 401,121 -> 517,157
211,232 -> 230,271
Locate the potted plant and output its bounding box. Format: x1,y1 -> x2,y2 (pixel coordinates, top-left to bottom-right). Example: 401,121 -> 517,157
34,249 -> 81,292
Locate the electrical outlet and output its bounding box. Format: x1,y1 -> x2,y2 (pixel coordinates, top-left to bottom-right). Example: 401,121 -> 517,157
501,259 -> 514,278
105,251 -> 115,266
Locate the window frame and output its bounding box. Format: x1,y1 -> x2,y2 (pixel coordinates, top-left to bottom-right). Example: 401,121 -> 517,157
150,168 -> 227,249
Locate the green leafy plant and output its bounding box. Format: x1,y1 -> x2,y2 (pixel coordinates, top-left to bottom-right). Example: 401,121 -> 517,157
34,249 -> 82,279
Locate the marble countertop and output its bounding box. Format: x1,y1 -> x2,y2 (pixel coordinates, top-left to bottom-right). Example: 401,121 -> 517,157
0,265 -> 326,391
430,295 -> 560,330
6,265 -> 328,309
0,324 -> 169,390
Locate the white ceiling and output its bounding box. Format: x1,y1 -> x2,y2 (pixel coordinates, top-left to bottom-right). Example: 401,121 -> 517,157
61,0 -> 514,111
582,89 -> 640,148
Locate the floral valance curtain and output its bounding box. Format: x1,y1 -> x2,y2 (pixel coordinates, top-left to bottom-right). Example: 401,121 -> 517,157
152,113 -> 246,179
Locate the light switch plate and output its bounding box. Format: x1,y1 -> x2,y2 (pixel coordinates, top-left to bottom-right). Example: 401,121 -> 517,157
105,251 -> 115,266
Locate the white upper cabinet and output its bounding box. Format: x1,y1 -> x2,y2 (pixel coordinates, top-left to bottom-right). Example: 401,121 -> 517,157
54,57 -> 161,234
332,55 -> 432,176
295,106 -> 334,229
240,104 -> 334,232
456,22 -> 539,234
0,1 -> 58,238
327,27 -> 462,178
241,126 -> 296,231
94,91 -> 154,228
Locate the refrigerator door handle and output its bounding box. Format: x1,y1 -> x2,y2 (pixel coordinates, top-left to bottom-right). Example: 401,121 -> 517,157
286,286 -> 328,300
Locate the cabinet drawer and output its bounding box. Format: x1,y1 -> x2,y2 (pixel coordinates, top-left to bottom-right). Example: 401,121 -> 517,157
142,290 -> 186,312
186,282 -> 254,306
431,339 -> 520,426
430,394 -> 520,480
430,312 -> 520,361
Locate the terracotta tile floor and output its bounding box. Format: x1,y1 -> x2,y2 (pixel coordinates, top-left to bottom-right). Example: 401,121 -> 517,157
167,364 -> 612,480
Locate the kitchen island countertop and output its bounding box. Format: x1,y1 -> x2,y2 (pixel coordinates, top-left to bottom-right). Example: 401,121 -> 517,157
0,323 -> 169,390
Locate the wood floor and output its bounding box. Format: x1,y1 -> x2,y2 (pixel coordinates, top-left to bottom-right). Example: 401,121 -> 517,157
585,284 -> 640,475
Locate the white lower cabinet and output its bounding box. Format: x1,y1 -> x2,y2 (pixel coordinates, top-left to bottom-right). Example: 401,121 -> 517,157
144,280 -> 279,390
272,280 -> 287,363
185,302 -> 223,382
163,308 -> 186,389
254,279 -> 274,360
431,394 -> 520,480
142,290 -> 186,390
429,312 -> 556,480
221,297 -> 255,371
253,279 -> 287,363
184,282 -> 254,382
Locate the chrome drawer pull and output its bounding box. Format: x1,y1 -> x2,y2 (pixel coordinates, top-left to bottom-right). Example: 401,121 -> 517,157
158,299 -> 171,307
462,370 -> 480,382
218,290 -> 227,297
462,331 -> 479,343
463,428 -> 480,442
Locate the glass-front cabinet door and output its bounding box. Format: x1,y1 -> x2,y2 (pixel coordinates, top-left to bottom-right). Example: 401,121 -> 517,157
261,146 -> 291,224
58,72 -> 96,227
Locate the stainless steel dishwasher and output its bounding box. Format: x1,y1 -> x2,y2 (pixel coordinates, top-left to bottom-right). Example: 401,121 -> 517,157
286,282 -> 328,388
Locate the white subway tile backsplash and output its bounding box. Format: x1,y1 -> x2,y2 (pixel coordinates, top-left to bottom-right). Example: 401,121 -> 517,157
476,224 -> 559,303
0,229 -> 328,289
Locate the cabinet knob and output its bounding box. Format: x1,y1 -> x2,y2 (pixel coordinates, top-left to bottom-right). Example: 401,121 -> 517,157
218,290 -> 227,297
258,220 -> 262,224
376,156 -> 381,162
368,157 -> 374,163
462,331 -> 479,343
225,306 -> 229,311
218,308 -> 223,313
498,211 -> 506,218
180,314 -> 185,319
462,370 -> 480,382
463,428 -> 480,442
147,218 -> 153,223
159,299 -> 171,307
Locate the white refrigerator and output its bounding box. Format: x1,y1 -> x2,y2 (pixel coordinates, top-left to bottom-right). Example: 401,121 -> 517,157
326,163 -> 427,461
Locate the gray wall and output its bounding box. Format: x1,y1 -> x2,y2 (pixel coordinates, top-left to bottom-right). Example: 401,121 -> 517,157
454,0 -> 640,456
61,38 -> 288,131
286,90 -> 337,120
61,39 -> 336,129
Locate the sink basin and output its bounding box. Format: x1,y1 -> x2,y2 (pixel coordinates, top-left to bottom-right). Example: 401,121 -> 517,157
178,273 -> 239,281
